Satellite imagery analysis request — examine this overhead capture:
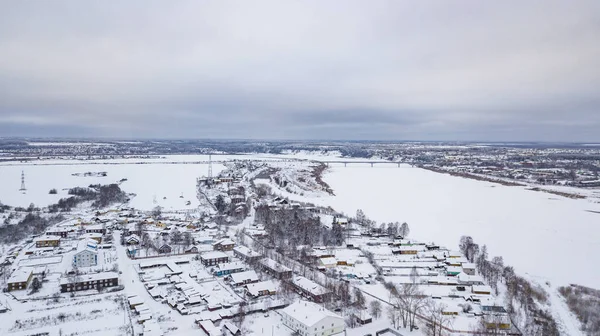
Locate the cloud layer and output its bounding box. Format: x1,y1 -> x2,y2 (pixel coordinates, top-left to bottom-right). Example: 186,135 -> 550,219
1,1 -> 599,141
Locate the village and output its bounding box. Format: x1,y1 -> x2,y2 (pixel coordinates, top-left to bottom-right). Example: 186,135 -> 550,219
0,159 -> 521,336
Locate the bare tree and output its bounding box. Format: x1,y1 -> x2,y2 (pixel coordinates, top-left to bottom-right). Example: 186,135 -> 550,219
459,236 -> 479,263
424,300 -> 452,336
387,305 -> 401,329
399,222 -> 410,238
370,300 -> 382,319
354,287 -> 365,308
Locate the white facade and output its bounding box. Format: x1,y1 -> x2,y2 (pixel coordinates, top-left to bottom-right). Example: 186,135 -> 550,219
281,300 -> 345,336
73,249 -> 98,267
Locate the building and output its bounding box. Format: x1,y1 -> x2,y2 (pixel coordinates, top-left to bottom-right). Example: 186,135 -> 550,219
246,280 -> 277,298
472,285 -> 492,295
318,257 -> 337,269
46,228 -> 70,238
281,300 -> 345,336
158,244 -> 172,254
126,234 -> 140,245
214,262 -> 245,277
461,263 -> 476,275
35,235 -> 61,248
73,239 -> 98,268
59,272 -> 119,292
7,268 -> 33,291
82,232 -> 103,244
291,276 -> 331,303
85,224 -> 106,235
200,251 -> 230,266
212,238 -> 235,251
229,270 -> 259,286
258,258 -> 292,279
233,246 -> 262,262
446,266 -> 462,276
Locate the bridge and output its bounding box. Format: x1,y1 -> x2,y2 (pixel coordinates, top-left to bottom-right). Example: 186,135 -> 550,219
317,160 -> 407,167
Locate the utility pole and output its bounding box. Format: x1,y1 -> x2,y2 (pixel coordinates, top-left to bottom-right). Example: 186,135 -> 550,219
208,154 -> 213,180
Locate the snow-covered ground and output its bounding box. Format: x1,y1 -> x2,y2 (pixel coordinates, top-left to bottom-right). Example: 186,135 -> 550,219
285,164 -> 600,290
0,161 -> 226,211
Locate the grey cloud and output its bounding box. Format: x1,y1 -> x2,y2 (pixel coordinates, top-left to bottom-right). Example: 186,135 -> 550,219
0,0 -> 599,141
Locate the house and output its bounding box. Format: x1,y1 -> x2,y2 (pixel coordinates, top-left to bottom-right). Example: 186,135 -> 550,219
158,244 -> 172,254
59,272 -> 119,292
222,322 -> 241,336
185,245 -> 199,253
200,251 -> 229,266
73,240 -> 98,268
35,235 -> 61,248
352,311 -> 373,325
291,276 -> 331,303
126,234 -> 140,245
442,307 -> 460,316
462,262 -> 476,275
258,258 -> 292,279
281,300 -> 345,336
446,259 -> 463,267
7,268 -> 33,291
229,270 -> 259,286
212,238 -> 235,251
472,285 -> 492,295
446,266 -> 462,276
198,320 -> 220,336
46,228 -> 70,238
213,262 -> 245,277
82,232 -> 103,244
458,273 -> 485,285
392,245 -> 426,255
246,280 -> 277,298
448,251 -> 462,259
233,246 -> 262,262
333,216 -> 348,225
85,224 -> 106,235
318,257 -> 338,269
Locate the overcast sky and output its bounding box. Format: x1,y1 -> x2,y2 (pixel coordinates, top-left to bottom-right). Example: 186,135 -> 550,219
0,1 -> 599,141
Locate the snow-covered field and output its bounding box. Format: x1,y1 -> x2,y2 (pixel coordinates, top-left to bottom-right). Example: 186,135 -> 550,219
0,160 -> 225,211
307,164 -> 600,289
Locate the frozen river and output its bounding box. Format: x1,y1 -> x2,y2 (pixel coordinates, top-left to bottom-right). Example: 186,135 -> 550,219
318,164 -> 600,289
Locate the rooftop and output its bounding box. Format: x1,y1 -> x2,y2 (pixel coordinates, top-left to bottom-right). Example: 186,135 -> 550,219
282,300 -> 342,327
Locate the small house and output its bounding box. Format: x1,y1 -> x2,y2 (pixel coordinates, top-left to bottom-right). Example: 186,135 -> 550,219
34,236 -> 61,248
200,251 -> 229,266
7,268 -> 33,291
213,238 -> 235,251
158,244 -> 172,254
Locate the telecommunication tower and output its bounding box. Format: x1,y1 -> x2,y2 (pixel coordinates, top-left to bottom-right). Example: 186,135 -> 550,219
19,170 -> 27,191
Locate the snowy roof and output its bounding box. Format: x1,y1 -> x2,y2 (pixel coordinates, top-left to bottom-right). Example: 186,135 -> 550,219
8,268 -> 32,283
200,251 -> 228,260
462,262 -> 476,269
216,262 -> 245,272
472,285 -> 492,293
246,280 -> 277,296
76,239 -> 98,254
230,270 -> 259,284
213,238 -> 235,246
59,271 -> 118,285
34,235 -> 61,242
319,257 -> 337,266
259,258 -> 291,272
282,300 -> 343,327
233,245 -> 261,257
292,276 -> 330,296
